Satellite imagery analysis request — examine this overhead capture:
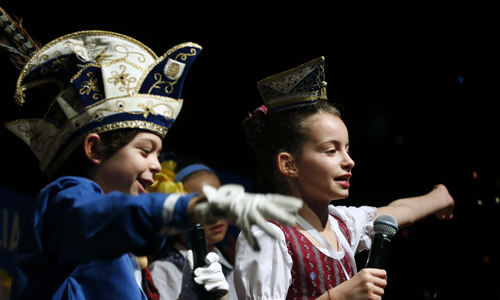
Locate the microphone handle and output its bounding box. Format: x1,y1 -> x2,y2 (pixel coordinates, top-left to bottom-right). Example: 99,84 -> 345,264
185,223 -> 216,300
365,233 -> 392,269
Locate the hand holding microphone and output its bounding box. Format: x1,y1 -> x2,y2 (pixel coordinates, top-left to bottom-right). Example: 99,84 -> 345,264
185,224 -> 228,300
333,268 -> 388,300
325,215 -> 398,300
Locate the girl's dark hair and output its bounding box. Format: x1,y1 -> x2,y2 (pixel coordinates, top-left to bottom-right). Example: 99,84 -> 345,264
52,128 -> 141,179
243,100 -> 341,194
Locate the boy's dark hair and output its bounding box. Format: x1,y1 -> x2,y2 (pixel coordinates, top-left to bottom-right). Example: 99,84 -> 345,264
243,100 -> 341,195
52,128 -> 141,180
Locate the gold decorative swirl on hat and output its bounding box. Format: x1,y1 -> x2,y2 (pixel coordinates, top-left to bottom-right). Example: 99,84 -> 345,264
107,65 -> 137,95
15,124 -> 55,152
114,44 -> 146,63
146,48 -> 199,95
80,72 -> 103,100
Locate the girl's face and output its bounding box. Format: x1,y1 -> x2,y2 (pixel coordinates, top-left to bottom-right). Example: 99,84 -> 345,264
183,172 -> 228,245
292,113 -> 354,203
94,131 -> 162,195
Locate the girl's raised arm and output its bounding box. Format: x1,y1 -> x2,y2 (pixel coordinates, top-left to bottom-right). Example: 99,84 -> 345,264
375,184 -> 454,228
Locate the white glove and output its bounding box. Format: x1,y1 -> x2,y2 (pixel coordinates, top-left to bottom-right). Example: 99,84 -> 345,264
195,184 -> 303,250
187,250 -> 229,296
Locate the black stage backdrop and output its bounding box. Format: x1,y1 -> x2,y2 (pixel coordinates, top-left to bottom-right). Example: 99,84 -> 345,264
1,2 -> 498,299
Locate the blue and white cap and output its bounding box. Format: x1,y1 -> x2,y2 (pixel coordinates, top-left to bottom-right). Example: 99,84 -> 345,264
5,30 -> 201,176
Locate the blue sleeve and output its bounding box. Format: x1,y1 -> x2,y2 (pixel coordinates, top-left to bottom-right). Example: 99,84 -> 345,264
37,177 -> 195,264
165,192 -> 199,230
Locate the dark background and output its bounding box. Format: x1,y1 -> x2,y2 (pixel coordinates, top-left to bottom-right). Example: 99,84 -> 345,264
1,2 -> 498,299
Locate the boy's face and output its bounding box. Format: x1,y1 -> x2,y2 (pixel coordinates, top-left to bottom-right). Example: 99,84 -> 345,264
95,131 -> 162,195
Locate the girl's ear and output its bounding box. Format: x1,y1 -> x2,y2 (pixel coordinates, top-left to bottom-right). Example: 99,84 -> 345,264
277,152 -> 298,178
83,133 -> 102,165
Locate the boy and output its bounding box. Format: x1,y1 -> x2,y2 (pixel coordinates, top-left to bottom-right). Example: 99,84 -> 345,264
1,24 -> 301,299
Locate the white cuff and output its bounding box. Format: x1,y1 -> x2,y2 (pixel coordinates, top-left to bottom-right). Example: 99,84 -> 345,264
163,194 -> 182,224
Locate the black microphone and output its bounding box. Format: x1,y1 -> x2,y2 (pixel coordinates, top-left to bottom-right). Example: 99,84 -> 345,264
185,223 -> 216,300
365,214 -> 399,269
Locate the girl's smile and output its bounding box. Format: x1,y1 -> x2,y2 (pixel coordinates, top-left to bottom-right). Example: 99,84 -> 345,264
334,174 -> 352,188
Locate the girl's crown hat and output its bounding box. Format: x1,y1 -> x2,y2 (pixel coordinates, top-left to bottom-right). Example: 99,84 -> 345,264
2,13 -> 201,176
257,56 -> 327,113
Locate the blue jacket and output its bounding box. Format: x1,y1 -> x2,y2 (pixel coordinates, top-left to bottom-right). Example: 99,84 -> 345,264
10,176 -> 196,300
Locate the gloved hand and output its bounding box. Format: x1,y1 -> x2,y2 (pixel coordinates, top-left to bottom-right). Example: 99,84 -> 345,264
194,184 -> 303,250
187,250 -> 229,297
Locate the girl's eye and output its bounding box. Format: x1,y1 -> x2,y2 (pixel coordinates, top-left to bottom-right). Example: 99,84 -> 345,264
327,149 -> 337,154
141,149 -> 152,155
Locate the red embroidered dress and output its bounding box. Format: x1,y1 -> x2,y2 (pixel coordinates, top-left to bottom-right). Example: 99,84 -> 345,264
234,206 -> 376,300
270,218 -> 355,300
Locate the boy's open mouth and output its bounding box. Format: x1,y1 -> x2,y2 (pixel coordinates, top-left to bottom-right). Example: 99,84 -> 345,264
137,178 -> 153,193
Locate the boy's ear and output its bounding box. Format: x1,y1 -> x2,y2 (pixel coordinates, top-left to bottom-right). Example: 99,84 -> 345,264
84,133 -> 103,165
277,152 -> 298,178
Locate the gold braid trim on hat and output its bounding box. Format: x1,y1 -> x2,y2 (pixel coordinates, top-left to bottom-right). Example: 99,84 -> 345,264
44,120 -> 168,177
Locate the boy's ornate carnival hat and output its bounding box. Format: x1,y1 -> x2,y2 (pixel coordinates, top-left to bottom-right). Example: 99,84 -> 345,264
1,7 -> 201,176
257,56 -> 327,113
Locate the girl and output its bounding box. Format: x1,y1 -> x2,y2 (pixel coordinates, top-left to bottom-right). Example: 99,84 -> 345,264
147,158 -> 237,300
235,57 -> 454,300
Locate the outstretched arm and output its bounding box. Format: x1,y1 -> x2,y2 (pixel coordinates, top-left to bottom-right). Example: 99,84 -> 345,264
193,184 -> 302,250
375,184 -> 454,228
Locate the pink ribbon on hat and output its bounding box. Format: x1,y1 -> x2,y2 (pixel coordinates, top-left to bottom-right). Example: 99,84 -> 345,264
249,104 -> 268,153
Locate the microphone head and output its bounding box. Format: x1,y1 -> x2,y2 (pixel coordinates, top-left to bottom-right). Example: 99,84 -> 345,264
373,214 -> 399,239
